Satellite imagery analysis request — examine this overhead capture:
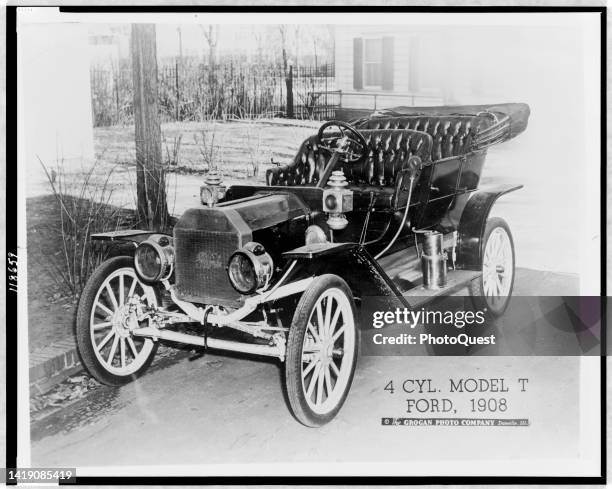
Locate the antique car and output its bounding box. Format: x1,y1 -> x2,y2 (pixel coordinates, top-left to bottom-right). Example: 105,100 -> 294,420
76,103 -> 530,427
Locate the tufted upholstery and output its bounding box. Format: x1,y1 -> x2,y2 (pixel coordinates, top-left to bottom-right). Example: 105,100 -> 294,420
354,115 -> 494,161
266,129 -> 433,188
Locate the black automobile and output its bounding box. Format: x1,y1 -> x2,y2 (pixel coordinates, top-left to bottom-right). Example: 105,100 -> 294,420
76,103 -> 530,427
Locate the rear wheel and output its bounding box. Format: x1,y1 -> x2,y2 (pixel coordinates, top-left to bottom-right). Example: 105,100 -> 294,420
285,275 -> 358,427
76,256 -> 159,385
469,217 -> 515,318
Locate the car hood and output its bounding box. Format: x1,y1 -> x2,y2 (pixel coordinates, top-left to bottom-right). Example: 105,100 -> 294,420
176,191 -> 310,237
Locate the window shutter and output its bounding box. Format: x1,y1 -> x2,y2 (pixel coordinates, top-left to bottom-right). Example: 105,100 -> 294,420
382,36 -> 394,90
409,37 -> 419,91
353,37 -> 363,90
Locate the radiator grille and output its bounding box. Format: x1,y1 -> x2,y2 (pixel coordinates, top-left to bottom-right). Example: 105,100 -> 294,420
173,227 -> 241,305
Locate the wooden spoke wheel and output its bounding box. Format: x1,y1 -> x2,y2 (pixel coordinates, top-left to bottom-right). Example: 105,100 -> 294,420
76,256 -> 158,385
285,274 -> 358,427
469,217 -> 515,318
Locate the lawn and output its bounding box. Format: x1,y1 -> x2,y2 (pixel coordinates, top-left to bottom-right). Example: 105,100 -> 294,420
94,118 -> 318,179
26,119 -> 319,216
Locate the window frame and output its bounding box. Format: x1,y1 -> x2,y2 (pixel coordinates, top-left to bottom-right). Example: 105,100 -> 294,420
362,37 -> 384,90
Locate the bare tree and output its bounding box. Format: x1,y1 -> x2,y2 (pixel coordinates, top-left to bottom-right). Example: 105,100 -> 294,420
201,25 -> 219,70
292,25 -> 301,66
200,25 -> 220,116
253,27 -> 264,63
278,25 -> 289,76
319,25 -> 335,65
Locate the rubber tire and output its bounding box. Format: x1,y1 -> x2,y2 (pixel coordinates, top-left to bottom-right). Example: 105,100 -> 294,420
76,256 -> 158,386
469,217 -> 515,319
285,274 -> 358,427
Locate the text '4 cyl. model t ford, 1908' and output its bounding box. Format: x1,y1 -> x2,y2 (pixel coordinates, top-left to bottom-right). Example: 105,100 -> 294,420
76,103 -> 530,427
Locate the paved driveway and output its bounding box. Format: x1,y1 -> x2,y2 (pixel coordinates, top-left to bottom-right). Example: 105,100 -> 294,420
30,269 -> 592,476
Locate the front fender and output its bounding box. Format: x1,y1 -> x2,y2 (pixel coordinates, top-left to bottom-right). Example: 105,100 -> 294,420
91,230 -> 172,246
457,184 -> 522,269
278,243 -> 404,330
282,243 -> 401,300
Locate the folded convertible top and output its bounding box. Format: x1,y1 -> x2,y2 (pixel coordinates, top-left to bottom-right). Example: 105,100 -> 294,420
368,102 -> 530,148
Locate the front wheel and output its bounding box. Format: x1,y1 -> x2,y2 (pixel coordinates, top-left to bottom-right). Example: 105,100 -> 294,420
469,217 -> 515,319
76,256 -> 159,385
285,274 -> 358,427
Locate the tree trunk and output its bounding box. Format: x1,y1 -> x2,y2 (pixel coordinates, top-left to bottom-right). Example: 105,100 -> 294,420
131,23 -> 168,231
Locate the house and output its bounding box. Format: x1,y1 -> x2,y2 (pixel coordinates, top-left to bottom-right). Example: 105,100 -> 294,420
333,23 -> 579,120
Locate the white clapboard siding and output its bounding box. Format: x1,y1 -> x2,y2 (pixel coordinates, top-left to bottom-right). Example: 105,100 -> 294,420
334,25 -> 443,110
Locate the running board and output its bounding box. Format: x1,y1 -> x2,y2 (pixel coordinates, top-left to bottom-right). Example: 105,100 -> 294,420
402,270 -> 481,309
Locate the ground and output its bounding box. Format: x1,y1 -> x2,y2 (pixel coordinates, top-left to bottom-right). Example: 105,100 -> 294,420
31,355 -> 582,473
26,195 -> 137,352
31,269 -> 584,456
94,118 -> 319,177
26,195 -> 79,351
30,268 -> 588,473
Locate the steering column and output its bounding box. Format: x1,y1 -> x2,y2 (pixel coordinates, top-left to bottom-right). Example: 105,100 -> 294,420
315,121 -> 368,231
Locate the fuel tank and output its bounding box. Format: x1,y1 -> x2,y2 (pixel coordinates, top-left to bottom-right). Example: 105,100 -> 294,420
173,192 -> 310,307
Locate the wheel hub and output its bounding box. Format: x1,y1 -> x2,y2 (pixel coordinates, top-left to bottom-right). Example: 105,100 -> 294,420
87,266 -> 160,377
482,226 -> 513,300
111,306 -> 133,337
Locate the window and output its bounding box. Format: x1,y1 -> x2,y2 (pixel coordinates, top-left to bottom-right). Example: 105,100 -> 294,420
363,38 -> 383,88
353,36 -> 393,91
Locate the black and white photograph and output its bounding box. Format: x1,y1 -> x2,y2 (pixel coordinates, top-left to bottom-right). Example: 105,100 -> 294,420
5,3 -> 605,483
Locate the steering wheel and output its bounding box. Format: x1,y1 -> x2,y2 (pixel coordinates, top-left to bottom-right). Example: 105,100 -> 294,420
317,120 -> 368,163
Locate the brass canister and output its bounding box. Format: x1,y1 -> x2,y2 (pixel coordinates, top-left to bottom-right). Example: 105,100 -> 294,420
421,231 -> 447,289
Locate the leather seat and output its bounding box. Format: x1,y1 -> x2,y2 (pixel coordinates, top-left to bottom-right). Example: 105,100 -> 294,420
266,129 -> 433,188
354,115 -> 494,160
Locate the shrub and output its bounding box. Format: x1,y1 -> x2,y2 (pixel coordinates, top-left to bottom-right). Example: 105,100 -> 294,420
38,158 -> 136,297
194,117 -> 225,172
164,134 -> 182,166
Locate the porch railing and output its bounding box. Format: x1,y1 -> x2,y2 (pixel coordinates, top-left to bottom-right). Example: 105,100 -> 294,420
307,90 -> 445,114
